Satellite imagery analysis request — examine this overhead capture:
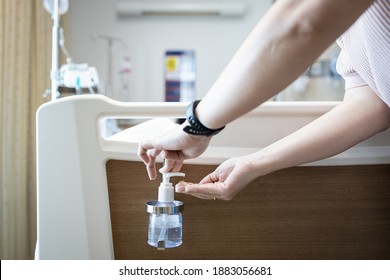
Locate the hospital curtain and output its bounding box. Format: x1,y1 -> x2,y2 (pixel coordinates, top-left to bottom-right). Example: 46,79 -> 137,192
0,0 -> 52,259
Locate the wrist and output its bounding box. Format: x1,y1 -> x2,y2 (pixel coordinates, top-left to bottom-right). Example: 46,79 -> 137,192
183,100 -> 225,137
180,120 -> 210,140
195,100 -> 225,130
245,151 -> 279,178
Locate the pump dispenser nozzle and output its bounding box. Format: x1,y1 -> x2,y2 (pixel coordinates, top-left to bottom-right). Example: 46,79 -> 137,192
162,172 -> 185,184
158,172 -> 185,203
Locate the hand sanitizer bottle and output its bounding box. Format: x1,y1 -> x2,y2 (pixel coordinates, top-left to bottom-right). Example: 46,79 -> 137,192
146,172 -> 185,250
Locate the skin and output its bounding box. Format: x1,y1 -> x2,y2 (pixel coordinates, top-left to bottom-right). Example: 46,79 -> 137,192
175,86 -> 390,200
138,0 -> 390,200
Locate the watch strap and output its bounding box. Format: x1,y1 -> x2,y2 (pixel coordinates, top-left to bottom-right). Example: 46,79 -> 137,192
183,100 -> 225,137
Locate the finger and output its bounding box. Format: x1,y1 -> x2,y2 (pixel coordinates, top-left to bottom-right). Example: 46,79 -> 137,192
175,181 -> 223,200
159,159 -> 180,173
146,149 -> 161,180
172,160 -> 184,172
146,156 -> 156,180
159,159 -> 184,173
138,139 -> 158,164
199,172 -> 219,184
137,143 -> 150,165
159,159 -> 174,173
175,182 -> 212,200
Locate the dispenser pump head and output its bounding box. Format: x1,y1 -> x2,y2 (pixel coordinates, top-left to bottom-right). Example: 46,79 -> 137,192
158,172 -> 185,203
162,172 -> 185,184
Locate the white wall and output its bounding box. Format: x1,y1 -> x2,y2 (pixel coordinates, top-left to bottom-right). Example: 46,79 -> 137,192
68,0 -> 272,101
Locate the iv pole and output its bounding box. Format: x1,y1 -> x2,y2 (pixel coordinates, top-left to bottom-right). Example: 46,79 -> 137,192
44,0 -> 69,101
95,35 -> 127,98
50,0 -> 60,101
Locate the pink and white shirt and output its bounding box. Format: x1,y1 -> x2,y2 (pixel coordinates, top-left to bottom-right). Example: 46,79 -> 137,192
336,0 -> 390,107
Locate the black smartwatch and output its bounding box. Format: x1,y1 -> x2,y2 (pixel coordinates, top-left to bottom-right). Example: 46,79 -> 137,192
183,100 -> 225,137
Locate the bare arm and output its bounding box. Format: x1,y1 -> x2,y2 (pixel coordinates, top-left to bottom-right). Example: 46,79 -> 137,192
139,0 -> 376,179
197,0 -> 375,129
176,87 -> 390,200
251,87 -> 390,176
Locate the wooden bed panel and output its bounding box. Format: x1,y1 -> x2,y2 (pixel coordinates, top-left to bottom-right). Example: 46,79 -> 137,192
106,160 -> 390,260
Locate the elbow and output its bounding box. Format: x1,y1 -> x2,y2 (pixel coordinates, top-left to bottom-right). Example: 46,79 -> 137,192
344,89 -> 390,141
292,16 -> 320,39
375,102 -> 390,133
364,95 -> 390,135
285,1 -> 337,44
289,12 -> 329,42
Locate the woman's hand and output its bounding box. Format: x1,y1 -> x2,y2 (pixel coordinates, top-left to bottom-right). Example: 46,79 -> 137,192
175,156 -> 259,201
138,123 -> 212,180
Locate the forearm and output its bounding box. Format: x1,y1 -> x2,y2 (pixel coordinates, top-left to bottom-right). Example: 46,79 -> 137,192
197,0 -> 374,129
248,87 -> 390,177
